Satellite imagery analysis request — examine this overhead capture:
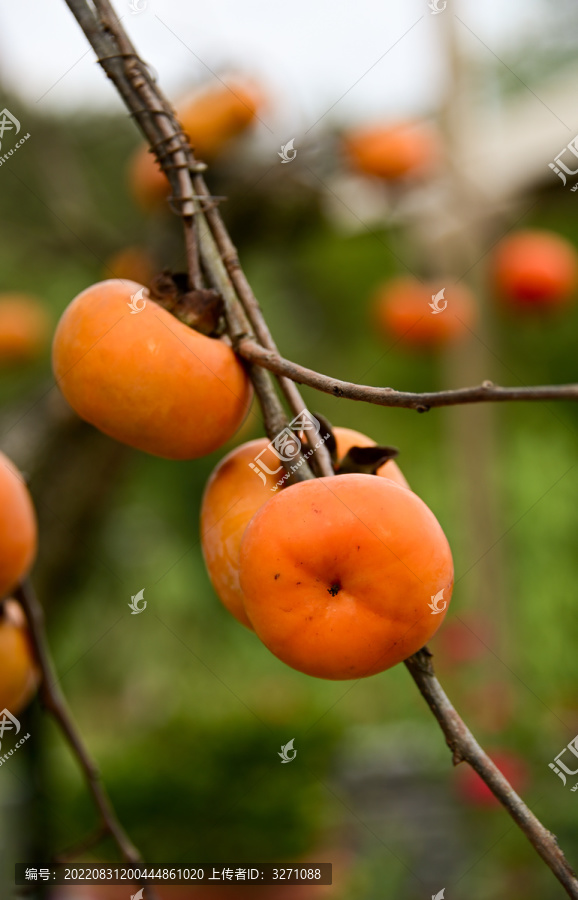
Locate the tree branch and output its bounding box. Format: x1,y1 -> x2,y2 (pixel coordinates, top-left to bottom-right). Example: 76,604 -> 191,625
405,649 -> 578,899
236,337 -> 578,410
15,579 -> 160,900
63,0 -> 324,482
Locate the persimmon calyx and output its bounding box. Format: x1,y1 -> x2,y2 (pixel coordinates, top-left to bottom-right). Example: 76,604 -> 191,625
336,444 -> 400,475
149,271 -> 225,335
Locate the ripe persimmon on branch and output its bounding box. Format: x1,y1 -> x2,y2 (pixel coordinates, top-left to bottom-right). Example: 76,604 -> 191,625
18,0 -> 572,897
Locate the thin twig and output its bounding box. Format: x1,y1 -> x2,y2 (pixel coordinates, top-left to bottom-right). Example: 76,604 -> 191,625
15,579 -> 160,900
236,337 -> 578,409
405,648 -> 578,899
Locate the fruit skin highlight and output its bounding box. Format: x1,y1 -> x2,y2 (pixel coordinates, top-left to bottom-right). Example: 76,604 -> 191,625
0,451 -> 37,598
0,599 -> 40,716
200,428 -> 410,629
52,279 -> 253,460
492,229 -> 578,310
239,473 -> 453,680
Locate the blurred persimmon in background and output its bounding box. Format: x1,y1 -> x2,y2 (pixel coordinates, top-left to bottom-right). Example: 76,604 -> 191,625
492,229 -> 578,311
372,277 -> 477,349
129,79 -> 263,210
343,120 -> 441,181
0,294 -> 50,365
104,245 -> 156,287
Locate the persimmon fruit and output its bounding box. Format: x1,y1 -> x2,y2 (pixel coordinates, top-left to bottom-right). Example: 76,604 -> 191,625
130,80 -> 261,210
0,451 -> 37,598
104,246 -> 155,287
0,599 -> 39,715
373,277 -> 477,348
201,427 -> 409,629
0,294 -> 50,365
343,121 -> 440,181
52,280 -> 252,460
492,229 -> 578,310
239,473 -> 453,679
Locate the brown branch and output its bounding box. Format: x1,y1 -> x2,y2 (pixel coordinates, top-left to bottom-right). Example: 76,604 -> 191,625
193,178 -> 335,477
405,648 -> 578,899
15,579 -> 160,900
236,337 -> 578,410
63,0 -> 331,479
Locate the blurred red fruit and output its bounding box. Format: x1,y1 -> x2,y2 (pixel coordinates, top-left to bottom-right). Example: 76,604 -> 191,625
433,612 -> 494,665
372,277 -> 477,349
492,229 -> 578,310
455,750 -> 529,807
343,121 -> 440,181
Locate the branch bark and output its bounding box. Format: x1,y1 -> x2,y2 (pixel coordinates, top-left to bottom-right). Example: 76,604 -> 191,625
15,579 -> 160,900
236,337 -> 578,409
405,649 -> 578,899
63,0 -> 326,481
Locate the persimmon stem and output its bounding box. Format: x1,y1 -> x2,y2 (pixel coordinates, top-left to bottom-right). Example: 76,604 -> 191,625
405,648 -> 578,899
15,580 -> 160,900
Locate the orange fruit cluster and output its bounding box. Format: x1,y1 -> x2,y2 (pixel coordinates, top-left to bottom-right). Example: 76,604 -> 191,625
202,426 -> 453,680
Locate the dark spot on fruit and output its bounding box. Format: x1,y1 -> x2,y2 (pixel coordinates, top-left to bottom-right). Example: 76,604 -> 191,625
274,573 -> 280,580
328,580 -> 342,597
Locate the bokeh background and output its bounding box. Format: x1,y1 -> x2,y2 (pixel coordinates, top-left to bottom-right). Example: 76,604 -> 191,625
1,0 -> 578,898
